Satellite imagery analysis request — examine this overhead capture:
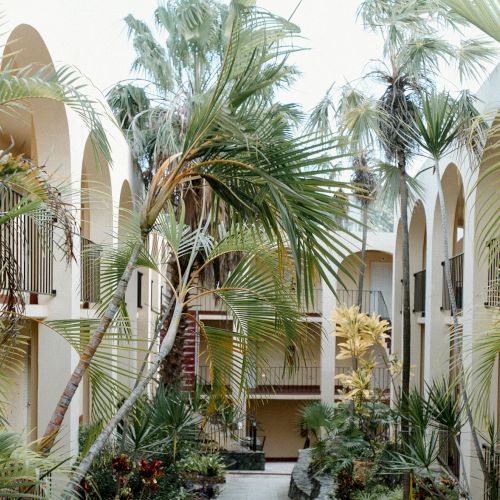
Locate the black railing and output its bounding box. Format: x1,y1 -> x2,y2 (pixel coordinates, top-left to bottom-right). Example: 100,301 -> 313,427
484,445 -> 500,500
413,269 -> 426,314
335,366 -> 391,394
252,366 -> 319,394
80,236 -> 102,304
486,238 -> 500,308
337,289 -> 390,319
441,253 -> 463,311
0,187 -> 54,295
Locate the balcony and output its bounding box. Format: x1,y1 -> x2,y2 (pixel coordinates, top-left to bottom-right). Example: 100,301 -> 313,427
441,253 -> 463,311
194,287 -> 322,315
413,269 -> 426,314
0,187 -> 55,296
250,366 -> 320,395
337,289 -> 390,320
80,236 -> 102,304
485,238 -> 499,308
196,365 -> 320,395
335,366 -> 391,396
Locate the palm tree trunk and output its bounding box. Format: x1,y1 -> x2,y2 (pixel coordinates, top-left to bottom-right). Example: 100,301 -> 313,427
62,298 -> 186,498
357,203 -> 369,308
434,158 -> 489,486
40,238 -> 146,453
398,154 -> 412,500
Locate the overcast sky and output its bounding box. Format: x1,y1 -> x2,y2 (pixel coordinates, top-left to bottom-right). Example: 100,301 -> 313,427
5,0 -> 493,113
15,0 -> 384,113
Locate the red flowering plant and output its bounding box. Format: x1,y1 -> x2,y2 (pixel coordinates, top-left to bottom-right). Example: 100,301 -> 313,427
138,458 -> 165,492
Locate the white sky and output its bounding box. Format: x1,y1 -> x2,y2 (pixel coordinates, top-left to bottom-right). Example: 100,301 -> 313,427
5,0 -> 494,114
12,0 -> 384,113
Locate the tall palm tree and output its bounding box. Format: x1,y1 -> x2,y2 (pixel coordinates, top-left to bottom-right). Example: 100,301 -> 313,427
108,0 -> 304,386
64,214 -> 313,494
41,2 -> 353,454
351,155 -> 377,308
410,89 -> 490,483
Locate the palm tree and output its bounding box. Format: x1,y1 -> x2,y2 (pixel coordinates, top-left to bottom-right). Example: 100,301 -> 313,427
351,156 -> 377,308
64,212 -> 314,494
410,89 -> 490,484
108,0 -> 304,386
41,2 -> 353,454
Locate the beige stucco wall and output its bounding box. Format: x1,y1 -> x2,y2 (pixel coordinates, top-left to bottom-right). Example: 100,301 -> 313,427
249,399 -> 317,459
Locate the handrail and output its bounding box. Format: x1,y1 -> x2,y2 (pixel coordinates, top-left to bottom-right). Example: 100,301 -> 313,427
485,238 -> 499,308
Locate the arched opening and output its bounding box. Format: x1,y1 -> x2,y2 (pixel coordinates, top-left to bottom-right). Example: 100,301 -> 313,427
428,163 -> 465,382
1,24 -> 73,446
335,249 -> 393,397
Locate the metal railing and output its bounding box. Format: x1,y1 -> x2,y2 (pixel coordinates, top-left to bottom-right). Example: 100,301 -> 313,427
335,366 -> 391,393
486,238 -> 500,308
194,287 -> 322,314
337,289 -> 390,319
0,186 -> 54,295
80,236 -> 102,304
483,445 -> 500,500
441,253 -> 463,311
413,269 -> 426,314
251,366 -> 320,393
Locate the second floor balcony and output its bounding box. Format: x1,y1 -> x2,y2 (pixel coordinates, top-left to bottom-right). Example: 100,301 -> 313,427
0,187 -> 55,297
441,253 -> 463,311
413,269 -> 426,315
196,365 -> 320,395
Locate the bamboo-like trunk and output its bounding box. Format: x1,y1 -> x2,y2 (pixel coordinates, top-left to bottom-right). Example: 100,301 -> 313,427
398,155 -> 411,500
40,238 -> 145,453
434,158 -> 488,487
62,298 -> 186,498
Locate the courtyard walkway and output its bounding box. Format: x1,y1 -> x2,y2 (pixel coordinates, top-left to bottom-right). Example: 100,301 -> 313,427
219,462 -> 294,500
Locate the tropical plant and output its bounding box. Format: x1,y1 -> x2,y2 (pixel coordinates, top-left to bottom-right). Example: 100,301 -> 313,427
41,0 -> 353,457
297,402 -> 334,447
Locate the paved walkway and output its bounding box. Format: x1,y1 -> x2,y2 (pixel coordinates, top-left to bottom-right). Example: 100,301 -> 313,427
219,462 -> 294,500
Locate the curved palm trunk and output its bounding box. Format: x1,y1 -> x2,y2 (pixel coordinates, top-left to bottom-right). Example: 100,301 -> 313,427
63,298 -> 186,498
398,156 -> 412,500
434,159 -> 488,488
40,239 -> 145,453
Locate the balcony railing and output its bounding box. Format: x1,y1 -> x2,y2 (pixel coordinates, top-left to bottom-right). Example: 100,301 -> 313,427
0,187 -> 55,295
335,366 -> 391,394
441,253 -> 463,311
197,365 -> 320,394
483,445 -> 500,500
337,289 -> 390,319
251,366 -> 320,394
80,236 -> 102,304
413,269 -> 426,314
194,287 -> 322,315
486,238 -> 500,308
438,430 -> 460,479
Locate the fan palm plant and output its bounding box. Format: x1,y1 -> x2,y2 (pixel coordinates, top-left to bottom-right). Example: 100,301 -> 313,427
41,1 -> 353,454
